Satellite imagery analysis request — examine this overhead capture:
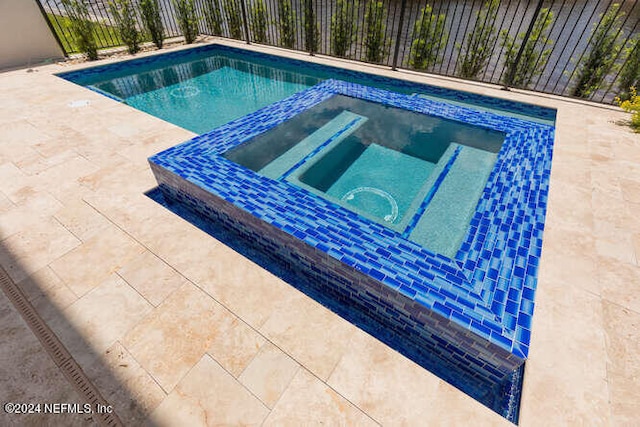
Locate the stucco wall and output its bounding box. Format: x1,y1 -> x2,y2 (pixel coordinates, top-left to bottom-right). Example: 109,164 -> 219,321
0,0 -> 64,70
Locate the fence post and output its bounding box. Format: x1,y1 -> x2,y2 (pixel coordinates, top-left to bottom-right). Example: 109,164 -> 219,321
239,0 -> 251,44
502,0 -> 545,90
306,0 -> 315,56
391,0 -> 408,71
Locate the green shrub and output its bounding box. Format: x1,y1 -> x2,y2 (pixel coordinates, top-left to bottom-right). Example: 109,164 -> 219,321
250,0 -> 268,43
173,0 -> 199,44
616,87 -> 640,132
303,0 -> 319,54
203,0 -> 223,36
139,0 -> 164,48
363,1 -> 388,63
572,4 -> 625,99
617,35 -> 640,101
409,4 -> 447,70
224,0 -> 243,39
278,0 -> 296,48
108,0 -> 140,54
457,0 -> 500,79
47,13 -> 122,54
61,0 -> 98,60
501,8 -> 554,88
331,0 -> 358,57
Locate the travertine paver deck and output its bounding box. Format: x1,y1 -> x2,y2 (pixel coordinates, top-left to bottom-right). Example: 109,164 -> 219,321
1,38 -> 639,426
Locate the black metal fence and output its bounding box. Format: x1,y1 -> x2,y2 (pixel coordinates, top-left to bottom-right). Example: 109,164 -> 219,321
38,0 -> 640,103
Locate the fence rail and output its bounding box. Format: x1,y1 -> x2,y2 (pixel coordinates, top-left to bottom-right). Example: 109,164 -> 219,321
37,0 -> 640,104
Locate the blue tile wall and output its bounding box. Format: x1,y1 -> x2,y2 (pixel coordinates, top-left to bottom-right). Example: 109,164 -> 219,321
149,79 -> 555,402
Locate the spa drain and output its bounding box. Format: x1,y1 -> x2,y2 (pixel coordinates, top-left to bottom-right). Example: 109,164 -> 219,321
0,267 -> 122,427
170,85 -> 200,98
342,187 -> 399,222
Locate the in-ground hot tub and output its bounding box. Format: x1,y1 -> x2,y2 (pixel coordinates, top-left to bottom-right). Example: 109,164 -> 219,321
150,79 -> 555,422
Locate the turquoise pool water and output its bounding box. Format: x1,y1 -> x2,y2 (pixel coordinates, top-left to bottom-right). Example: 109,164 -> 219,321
89,56 -> 319,133
75,45 -> 554,137
125,65 -> 310,133
225,94 -> 504,257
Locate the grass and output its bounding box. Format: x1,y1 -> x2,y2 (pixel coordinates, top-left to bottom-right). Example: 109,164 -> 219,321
47,13 -> 124,53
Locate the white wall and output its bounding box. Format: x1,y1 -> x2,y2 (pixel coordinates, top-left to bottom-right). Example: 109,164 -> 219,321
0,0 -> 64,70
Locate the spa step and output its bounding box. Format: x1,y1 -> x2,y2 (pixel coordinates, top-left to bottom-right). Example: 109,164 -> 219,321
409,145 -> 497,257
259,110 -> 367,180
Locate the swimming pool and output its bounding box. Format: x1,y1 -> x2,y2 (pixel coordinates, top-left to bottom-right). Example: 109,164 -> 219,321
59,44 -> 556,423
58,44 -> 555,133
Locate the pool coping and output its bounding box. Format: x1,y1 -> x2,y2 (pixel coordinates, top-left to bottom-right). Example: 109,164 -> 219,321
149,78 -> 555,361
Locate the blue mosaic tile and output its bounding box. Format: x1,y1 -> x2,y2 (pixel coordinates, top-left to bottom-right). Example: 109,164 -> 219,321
149,76 -> 555,380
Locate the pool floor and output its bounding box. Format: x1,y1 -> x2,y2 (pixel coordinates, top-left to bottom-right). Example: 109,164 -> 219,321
125,65 -> 312,133
325,143 -> 435,224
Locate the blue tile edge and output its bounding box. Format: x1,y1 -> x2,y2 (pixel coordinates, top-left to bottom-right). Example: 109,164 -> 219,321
149,78 -> 555,363
402,145 -> 462,238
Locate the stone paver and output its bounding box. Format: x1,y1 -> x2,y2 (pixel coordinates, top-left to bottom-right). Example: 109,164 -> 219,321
85,341 -> 166,425
117,250 -> 188,307
328,329 -> 507,426
264,368 -> 379,426
206,316 -> 266,378
238,342 -> 300,408
122,283 -> 237,392
1,38 -> 639,426
49,225 -> 145,297
259,292 -> 357,381
149,355 -> 269,426
602,302 -> 640,427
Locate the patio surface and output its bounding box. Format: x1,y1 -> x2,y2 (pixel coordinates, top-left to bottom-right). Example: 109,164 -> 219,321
1,39 -> 639,426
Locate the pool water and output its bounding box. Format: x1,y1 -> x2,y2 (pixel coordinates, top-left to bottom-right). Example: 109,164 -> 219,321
225,94 -> 505,257
89,56 -> 320,133
125,66 -> 310,133
323,143 -> 433,224
63,44 -> 555,137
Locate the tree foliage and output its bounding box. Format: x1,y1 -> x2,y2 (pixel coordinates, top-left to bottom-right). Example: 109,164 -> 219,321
224,0 -> 243,39
139,0 -> 164,48
364,1 -> 389,63
616,87 -> 640,132
173,0 -> 199,44
250,0 -> 268,43
303,0 -> 319,54
572,3 -> 625,99
501,8 -> 554,88
331,0 -> 358,58
409,4 -> 447,70
457,0 -> 500,79
203,0 -> 223,36
278,0 -> 296,48
109,0 -> 140,54
61,0 -> 98,60
617,35 -> 640,101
